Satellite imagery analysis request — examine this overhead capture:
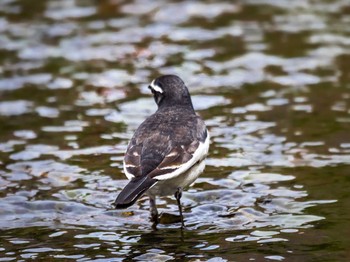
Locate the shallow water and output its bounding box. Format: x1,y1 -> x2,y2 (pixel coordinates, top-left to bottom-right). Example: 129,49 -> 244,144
0,0 -> 350,261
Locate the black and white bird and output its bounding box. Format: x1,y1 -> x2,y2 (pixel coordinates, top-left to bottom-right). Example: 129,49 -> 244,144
113,75 -> 210,227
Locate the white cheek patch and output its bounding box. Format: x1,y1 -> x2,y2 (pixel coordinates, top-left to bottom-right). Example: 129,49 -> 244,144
150,80 -> 163,93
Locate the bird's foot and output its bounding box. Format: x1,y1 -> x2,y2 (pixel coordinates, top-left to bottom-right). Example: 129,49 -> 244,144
174,187 -> 185,228
150,212 -> 159,224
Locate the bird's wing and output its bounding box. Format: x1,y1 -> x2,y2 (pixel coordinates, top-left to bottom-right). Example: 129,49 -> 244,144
148,135 -> 209,180
124,115 -> 209,180
123,143 -> 142,179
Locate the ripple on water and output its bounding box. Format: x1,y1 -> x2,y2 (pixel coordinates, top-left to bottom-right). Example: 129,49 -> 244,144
0,158 -> 334,237
35,106 -> 60,118
0,0 -> 348,260
0,100 -> 33,116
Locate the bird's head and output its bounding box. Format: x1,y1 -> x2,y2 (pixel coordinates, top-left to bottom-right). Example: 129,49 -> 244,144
148,75 -> 194,109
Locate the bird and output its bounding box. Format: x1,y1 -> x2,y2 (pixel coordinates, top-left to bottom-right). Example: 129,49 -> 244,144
113,75 -> 210,227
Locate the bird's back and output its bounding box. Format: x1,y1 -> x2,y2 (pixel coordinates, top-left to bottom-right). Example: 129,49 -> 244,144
126,106 -> 207,178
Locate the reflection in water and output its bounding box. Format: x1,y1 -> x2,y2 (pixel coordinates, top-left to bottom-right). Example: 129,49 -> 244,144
0,0 -> 349,261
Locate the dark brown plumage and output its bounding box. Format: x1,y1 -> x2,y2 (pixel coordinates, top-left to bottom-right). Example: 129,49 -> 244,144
114,75 -> 209,227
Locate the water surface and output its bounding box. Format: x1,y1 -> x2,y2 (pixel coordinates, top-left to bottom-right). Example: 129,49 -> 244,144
0,0 -> 349,261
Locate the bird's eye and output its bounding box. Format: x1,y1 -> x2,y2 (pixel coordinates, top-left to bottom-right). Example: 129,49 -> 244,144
155,82 -> 163,89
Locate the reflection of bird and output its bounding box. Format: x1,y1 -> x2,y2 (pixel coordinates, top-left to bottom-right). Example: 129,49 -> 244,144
113,75 -> 210,227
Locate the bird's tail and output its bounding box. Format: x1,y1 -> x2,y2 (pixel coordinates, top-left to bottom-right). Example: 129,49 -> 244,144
113,175 -> 157,209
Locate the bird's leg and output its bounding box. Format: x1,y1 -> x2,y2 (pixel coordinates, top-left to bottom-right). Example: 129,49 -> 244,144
174,187 -> 185,228
149,195 -> 159,225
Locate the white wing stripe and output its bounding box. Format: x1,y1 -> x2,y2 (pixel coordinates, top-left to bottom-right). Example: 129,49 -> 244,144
124,164 -> 136,167
159,165 -> 181,170
123,160 -> 135,180
154,131 -> 210,181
